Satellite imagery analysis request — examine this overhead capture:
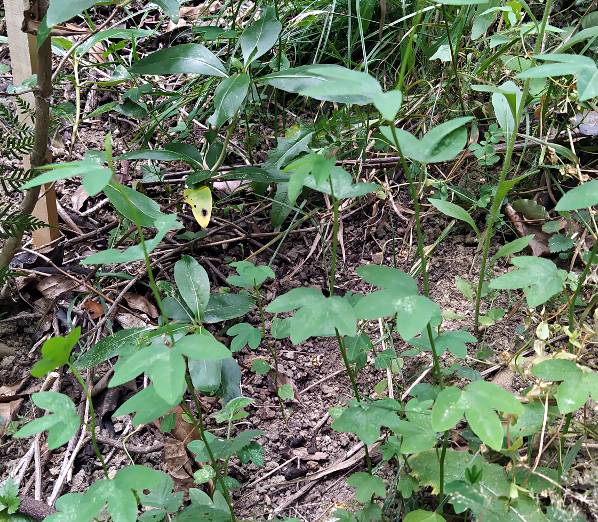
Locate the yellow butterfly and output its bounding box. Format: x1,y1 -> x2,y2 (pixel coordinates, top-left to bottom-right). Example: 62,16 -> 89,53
183,186 -> 212,229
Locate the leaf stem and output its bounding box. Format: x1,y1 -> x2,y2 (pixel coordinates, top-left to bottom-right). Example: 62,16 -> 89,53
183,374 -> 237,521
473,0 -> 554,333
70,364 -> 108,478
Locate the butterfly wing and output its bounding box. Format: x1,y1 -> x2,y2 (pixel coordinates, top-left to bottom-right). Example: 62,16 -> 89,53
184,186 -> 213,229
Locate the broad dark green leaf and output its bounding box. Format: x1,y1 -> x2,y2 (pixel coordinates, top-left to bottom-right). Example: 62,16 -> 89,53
555,180 -> 598,211
240,7 -> 282,66
47,0 -> 97,26
174,256 -> 210,318
261,64 -> 383,105
208,74 -> 250,128
129,44 -> 227,77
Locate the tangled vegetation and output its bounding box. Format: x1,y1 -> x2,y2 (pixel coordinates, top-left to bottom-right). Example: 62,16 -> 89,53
0,0 -> 597,521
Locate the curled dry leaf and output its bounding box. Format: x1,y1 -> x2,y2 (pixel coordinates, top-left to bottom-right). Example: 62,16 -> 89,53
82,299 -> 104,319
71,185 -> 90,212
0,381 -> 27,437
124,293 -> 159,319
504,204 -> 549,257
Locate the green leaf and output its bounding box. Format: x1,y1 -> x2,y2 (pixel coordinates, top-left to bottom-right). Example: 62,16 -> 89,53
75,326 -> 189,370
174,256 -> 211,318
47,0 -> 97,26
31,327 -> 80,377
240,7 -> 282,66
261,64 -> 384,105
394,296 -> 440,341
455,276 -> 473,300
250,358 -> 271,375
114,385 -> 175,426
226,261 -> 275,289
548,234 -> 574,253
129,44 -> 227,77
555,180 -> 598,211
382,117 -> 473,164
404,510 -> 446,522
118,146 -> 203,168
346,473 -> 386,503
431,382 -> 522,450
465,380 -> 523,415
81,214 -> 182,265
517,54 -> 598,101
277,383 -> 294,401
203,292 -> 254,323
373,90 -> 403,121
21,157 -> 112,196
429,199 -> 479,235
303,166 -> 378,199
152,0 -> 180,22
103,183 -> 167,227
491,81 -> 522,137
14,392 -> 80,449
208,74 -> 250,128
357,265 -> 418,294
437,0 -> 488,4
431,386 -> 464,432
532,359 -> 598,413
188,430 -> 263,462
174,333 -> 232,361
76,28 -> 155,56
489,256 -> 568,308
188,360 -> 222,395
0,478 -> 20,515
110,343 -> 186,405
332,400 -> 401,445
492,235 -> 534,261
394,399 -> 439,453
47,465 -> 172,522
227,323 -> 261,352
511,199 -> 549,220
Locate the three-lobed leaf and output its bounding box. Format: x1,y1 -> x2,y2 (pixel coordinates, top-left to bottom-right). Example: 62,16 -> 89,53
14,392 -> 80,449
489,256 -> 568,308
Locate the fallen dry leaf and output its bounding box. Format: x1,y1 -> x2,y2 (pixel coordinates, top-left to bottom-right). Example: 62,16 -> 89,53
504,204 -> 550,257
71,186 -> 90,212
82,299 -> 104,319
37,275 -> 86,300
163,437 -> 195,488
115,311 -> 148,329
124,293 -> 159,319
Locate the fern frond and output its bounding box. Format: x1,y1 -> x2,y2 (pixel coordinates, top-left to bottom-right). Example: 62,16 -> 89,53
0,166 -> 33,193
0,132 -> 35,159
0,204 -> 46,239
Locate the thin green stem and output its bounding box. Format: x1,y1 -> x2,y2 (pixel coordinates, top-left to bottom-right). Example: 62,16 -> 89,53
183,374 -> 236,521
568,237 -> 598,328
70,365 -> 108,478
336,330 -> 372,472
473,0 -> 554,333
329,198 -> 340,295
440,5 -> 465,113
388,127 -> 443,387
397,0 -> 423,91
